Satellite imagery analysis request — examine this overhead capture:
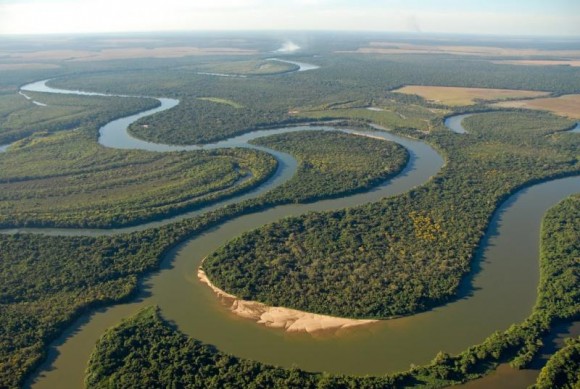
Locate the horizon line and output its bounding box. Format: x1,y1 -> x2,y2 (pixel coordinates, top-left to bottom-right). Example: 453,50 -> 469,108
1,29 -> 580,40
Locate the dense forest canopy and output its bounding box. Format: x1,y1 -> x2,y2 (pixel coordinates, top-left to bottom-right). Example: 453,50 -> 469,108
83,193 -> 580,388
204,111 -> 578,318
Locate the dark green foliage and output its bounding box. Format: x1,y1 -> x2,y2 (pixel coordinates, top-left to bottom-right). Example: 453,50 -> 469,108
85,307 -> 415,389
128,97 -> 289,145
535,196 -> 580,320
204,111 -> 579,318
534,337 -> 580,389
0,232 -> 168,388
84,307 -> 321,389
254,131 -> 408,203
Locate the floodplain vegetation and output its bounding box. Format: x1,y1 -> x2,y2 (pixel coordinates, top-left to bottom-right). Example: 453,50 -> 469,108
0,93 -> 277,228
296,99 -> 439,133
0,129 -> 407,387
0,91 -> 159,144
0,133 -> 275,228
204,110 -> 578,318
84,194 -> 580,388
253,131 -> 408,203
533,336 -> 580,389
128,96 -> 289,145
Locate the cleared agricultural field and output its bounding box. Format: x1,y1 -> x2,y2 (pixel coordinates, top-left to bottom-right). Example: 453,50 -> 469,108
494,94 -> 580,119
344,42 -> 580,58
0,47 -> 256,62
394,85 -> 550,106
492,60 -> 580,67
0,63 -> 61,70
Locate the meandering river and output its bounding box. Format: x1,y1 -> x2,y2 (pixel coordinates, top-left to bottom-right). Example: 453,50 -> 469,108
5,73 -> 578,389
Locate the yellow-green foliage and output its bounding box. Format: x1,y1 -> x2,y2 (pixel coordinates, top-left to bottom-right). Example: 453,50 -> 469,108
409,211 -> 446,242
205,110 -> 579,318
298,106 -> 436,132
0,91 -> 159,144
534,336 -> 580,389
198,97 -> 244,108
0,129 -> 276,228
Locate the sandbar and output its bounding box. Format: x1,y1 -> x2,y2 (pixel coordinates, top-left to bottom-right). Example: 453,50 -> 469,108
198,268 -> 378,334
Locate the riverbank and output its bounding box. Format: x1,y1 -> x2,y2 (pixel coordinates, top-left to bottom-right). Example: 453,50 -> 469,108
198,268 -> 378,334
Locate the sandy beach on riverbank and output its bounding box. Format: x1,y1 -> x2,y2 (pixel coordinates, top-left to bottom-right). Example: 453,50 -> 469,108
198,268 -> 378,334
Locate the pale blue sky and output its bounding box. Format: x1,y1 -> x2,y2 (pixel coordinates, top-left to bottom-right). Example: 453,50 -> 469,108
0,0 -> 578,36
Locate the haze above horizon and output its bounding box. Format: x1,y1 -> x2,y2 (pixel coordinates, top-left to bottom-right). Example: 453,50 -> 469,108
0,0 -> 579,37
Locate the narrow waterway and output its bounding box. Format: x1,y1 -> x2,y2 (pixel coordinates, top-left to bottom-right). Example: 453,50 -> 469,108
266,57 -> 321,72
444,113 -> 472,134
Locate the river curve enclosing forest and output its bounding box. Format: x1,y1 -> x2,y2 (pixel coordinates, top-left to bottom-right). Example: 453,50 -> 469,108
4,71 -> 577,389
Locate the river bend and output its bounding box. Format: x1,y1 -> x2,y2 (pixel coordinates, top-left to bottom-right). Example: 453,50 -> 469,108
4,76 -> 577,389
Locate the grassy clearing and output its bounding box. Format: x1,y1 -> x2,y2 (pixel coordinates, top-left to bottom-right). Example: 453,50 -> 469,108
0,47 -> 256,62
300,107 -> 433,131
393,85 -> 550,106
346,42 -> 580,58
494,94 -> 580,119
198,97 -> 244,108
492,60 -> 580,68
297,98 -> 441,132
